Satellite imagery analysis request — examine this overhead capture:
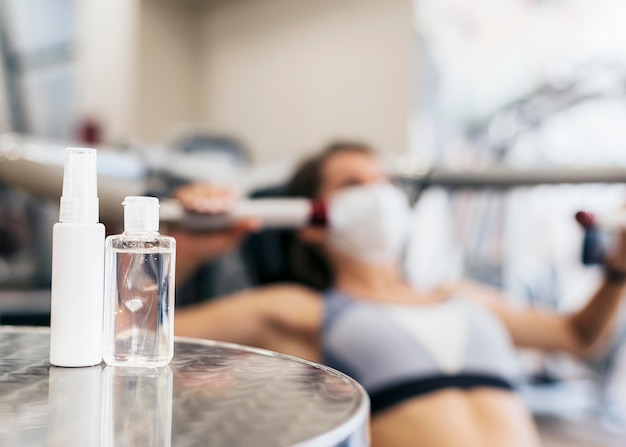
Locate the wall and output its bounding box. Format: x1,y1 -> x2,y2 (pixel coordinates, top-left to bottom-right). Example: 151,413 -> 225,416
198,0 -> 414,162
133,0 -> 203,144
0,49 -> 8,132
75,0 -> 140,144
74,0 -> 414,161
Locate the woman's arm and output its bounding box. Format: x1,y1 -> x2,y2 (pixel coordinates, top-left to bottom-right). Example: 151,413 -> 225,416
164,183 -> 261,285
168,223 -> 258,285
174,284 -> 321,351
455,231 -> 626,356
456,278 -> 626,356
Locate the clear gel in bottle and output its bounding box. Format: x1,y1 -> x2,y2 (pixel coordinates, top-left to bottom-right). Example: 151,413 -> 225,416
103,196 -> 176,367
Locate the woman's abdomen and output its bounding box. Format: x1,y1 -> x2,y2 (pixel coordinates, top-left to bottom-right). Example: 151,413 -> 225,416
370,387 -> 540,447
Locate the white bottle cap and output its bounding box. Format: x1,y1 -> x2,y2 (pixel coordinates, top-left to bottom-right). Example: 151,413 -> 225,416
123,196 -> 160,232
59,147 -> 99,223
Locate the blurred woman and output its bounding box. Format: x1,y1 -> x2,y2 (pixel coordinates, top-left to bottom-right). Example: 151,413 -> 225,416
175,142 -> 626,447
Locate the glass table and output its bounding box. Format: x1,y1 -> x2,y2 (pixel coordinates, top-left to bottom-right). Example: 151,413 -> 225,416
0,326 -> 369,447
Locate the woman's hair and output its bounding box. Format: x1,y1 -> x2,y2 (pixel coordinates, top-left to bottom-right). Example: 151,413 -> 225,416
285,141 -> 375,290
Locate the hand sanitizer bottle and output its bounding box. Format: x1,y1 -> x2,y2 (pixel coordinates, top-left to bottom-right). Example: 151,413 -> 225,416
50,147 -> 105,367
103,196 -> 176,367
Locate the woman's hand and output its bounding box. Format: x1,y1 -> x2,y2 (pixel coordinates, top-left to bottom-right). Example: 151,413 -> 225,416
166,183 -> 262,284
174,183 -> 239,214
603,229 -> 626,283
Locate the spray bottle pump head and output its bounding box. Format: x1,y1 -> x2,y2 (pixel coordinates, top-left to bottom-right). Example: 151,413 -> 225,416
123,196 -> 160,232
59,147 -> 99,223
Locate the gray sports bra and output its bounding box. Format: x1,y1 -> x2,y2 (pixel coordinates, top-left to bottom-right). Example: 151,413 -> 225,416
322,289 -> 521,414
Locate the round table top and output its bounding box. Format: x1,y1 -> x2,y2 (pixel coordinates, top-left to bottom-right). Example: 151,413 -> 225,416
0,326 -> 369,447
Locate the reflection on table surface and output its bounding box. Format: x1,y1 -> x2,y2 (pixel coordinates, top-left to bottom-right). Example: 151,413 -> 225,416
0,326 -> 369,447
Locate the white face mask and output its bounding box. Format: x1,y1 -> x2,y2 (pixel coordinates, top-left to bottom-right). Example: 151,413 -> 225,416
327,182 -> 412,265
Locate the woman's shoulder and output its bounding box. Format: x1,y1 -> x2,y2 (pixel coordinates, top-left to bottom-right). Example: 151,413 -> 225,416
254,283 -> 324,333
256,283 -> 323,301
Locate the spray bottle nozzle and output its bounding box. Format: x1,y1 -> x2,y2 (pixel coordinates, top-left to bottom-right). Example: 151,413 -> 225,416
59,148 -> 99,223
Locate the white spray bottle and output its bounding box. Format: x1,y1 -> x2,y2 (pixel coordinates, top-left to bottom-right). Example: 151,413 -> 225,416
50,147 -> 105,367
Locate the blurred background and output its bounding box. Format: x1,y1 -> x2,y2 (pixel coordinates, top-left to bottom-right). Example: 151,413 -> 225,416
1,1 -> 626,445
